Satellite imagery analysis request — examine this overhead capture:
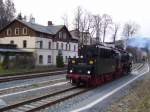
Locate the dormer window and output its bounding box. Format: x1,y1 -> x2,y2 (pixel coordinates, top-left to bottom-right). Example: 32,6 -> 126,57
59,32 -> 63,39
7,28 -> 11,36
63,33 -> 67,39
15,28 -> 19,35
23,27 -> 27,35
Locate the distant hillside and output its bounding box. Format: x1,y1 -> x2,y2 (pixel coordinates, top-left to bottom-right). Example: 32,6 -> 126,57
127,37 -> 150,49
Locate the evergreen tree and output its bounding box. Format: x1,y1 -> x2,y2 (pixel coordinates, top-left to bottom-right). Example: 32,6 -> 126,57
17,12 -> 23,20
0,0 -> 15,29
56,50 -> 64,67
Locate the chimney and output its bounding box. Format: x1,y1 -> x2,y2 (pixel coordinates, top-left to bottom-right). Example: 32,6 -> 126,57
29,17 -> 35,23
48,21 -> 53,26
23,16 -> 27,22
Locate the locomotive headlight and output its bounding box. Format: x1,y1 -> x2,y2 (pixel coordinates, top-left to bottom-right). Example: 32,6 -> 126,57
89,60 -> 94,64
72,60 -> 76,64
87,70 -> 91,74
70,70 -> 73,73
80,55 -> 83,58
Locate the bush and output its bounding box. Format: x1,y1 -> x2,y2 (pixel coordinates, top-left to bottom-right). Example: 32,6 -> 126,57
2,54 -> 9,69
1,54 -> 35,69
14,55 -> 35,69
0,62 -> 3,71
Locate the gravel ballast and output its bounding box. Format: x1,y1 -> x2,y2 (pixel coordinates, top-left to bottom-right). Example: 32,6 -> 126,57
43,63 -> 148,112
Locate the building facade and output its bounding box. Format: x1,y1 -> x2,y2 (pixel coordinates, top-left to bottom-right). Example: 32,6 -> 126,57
0,19 -> 78,65
70,29 -> 91,45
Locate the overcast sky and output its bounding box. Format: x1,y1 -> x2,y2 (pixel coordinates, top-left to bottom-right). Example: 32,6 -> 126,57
13,0 -> 150,38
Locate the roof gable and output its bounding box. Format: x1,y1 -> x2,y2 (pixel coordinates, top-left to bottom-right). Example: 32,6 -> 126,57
17,19 -> 64,35
0,19 -> 65,35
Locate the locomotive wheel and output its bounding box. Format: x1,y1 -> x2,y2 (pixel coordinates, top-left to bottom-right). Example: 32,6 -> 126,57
76,81 -> 80,86
70,79 -> 76,84
113,74 -> 116,80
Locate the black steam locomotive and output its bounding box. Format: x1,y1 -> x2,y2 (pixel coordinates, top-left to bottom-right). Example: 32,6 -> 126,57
66,44 -> 132,86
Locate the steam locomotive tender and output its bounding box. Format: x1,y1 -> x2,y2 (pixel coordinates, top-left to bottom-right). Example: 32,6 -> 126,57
67,44 -> 132,86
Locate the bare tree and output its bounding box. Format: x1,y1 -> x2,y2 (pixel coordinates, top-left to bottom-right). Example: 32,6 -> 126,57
73,7 -> 94,45
122,21 -> 140,39
0,0 -> 15,29
80,11 -> 94,44
112,23 -> 119,45
73,6 -> 83,35
62,14 -> 69,28
122,21 -> 140,49
92,14 -> 103,43
102,14 -> 113,43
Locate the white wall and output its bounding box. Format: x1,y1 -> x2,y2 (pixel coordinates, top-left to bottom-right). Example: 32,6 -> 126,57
33,37 -> 53,65
0,36 -> 78,65
0,36 -> 36,52
52,41 -> 78,65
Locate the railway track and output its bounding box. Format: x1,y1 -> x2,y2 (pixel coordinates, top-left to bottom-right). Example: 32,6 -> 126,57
0,70 -> 67,83
0,63 -> 145,112
0,63 -> 143,84
132,63 -> 144,71
0,86 -> 89,112
0,78 -> 66,96
0,64 -> 144,99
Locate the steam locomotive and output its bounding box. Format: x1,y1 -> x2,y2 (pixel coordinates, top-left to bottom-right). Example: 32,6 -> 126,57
66,44 -> 132,86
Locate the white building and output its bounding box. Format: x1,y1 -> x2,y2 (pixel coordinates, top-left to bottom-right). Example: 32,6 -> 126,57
70,29 -> 91,45
0,19 -> 78,65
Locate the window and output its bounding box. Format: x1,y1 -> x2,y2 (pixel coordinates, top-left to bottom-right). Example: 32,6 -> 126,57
23,40 -> 27,48
48,55 -> 51,63
63,33 -> 67,39
40,41 -> 43,49
40,33 -> 44,38
74,45 -> 76,51
59,32 -> 63,39
10,40 -> 14,44
7,29 -> 11,36
39,55 -> 43,64
69,44 -> 71,51
56,43 -> 59,49
23,27 -> 27,35
48,42 -> 51,49
65,56 -> 68,63
15,28 -> 19,35
61,43 -> 63,50
65,44 -> 68,51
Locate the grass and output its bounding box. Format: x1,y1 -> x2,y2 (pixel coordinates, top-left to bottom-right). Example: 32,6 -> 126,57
31,84 -> 40,88
0,68 -> 35,75
106,73 -> 150,112
0,65 -> 66,76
